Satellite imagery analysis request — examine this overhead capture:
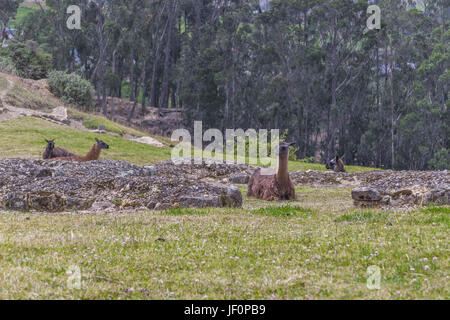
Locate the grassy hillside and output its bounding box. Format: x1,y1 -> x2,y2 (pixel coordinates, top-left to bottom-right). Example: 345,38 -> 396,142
0,117 -> 171,165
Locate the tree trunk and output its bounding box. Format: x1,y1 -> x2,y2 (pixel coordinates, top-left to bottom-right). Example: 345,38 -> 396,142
140,61 -> 147,115
160,1 -> 178,109
150,19 -> 169,108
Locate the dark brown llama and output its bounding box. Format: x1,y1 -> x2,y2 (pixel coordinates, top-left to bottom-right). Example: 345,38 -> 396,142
326,155 -> 346,173
51,138 -> 109,162
247,142 -> 296,201
42,139 -> 75,160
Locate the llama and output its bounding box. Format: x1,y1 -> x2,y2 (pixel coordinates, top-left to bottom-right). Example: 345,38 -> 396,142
51,138 -> 109,162
326,155 -> 346,173
247,142 -> 296,201
42,139 -> 75,160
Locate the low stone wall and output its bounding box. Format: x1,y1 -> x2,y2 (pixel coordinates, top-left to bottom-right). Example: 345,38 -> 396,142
0,159 -> 243,212
352,185 -> 449,209
1,159 -> 447,212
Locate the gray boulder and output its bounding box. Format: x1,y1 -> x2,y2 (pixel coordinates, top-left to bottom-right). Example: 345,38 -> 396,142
230,173 -> 250,185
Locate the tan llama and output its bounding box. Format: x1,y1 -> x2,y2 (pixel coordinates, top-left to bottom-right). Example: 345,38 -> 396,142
51,138 -> 109,162
247,142 -> 296,201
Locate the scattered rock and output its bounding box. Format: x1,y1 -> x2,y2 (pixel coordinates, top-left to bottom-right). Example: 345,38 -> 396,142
352,187 -> 382,201
50,106 -> 68,122
179,196 -> 222,208
230,173 -> 250,185
423,186 -> 449,205
131,136 -> 165,148
352,183 -> 449,208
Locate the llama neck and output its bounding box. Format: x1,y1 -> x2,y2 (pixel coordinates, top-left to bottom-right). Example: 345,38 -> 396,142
84,143 -> 101,161
276,154 -> 290,185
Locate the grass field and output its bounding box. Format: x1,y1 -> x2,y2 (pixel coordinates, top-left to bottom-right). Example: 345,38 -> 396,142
0,187 -> 448,299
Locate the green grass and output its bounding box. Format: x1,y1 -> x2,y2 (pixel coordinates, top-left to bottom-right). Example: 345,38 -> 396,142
335,211 -> 390,223
288,161 -> 376,173
0,117 -> 171,165
421,206 -> 450,214
250,205 -> 315,218
0,188 -> 447,299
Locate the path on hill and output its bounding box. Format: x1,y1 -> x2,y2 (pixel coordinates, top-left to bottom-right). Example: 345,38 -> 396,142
0,73 -> 68,125
0,72 -> 166,148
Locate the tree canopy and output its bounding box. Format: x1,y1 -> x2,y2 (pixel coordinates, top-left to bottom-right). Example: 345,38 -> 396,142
6,0 -> 450,170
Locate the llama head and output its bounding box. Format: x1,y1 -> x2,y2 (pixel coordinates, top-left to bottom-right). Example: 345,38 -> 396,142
95,138 -> 109,150
45,139 -> 55,150
326,155 -> 344,171
278,141 -> 296,158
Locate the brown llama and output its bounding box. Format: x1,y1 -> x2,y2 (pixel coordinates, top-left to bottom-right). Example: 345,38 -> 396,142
51,138 -> 109,162
42,139 -> 75,160
326,155 -> 346,173
247,142 -> 296,201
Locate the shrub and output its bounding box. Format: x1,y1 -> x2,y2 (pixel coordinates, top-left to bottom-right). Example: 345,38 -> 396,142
3,40 -> 51,79
48,71 -> 94,110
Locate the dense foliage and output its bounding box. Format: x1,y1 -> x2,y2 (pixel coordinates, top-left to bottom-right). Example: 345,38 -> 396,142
48,70 -> 94,109
6,0 -> 450,169
1,40 -> 51,79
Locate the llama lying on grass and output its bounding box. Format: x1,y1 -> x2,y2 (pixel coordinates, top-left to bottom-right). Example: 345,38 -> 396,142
51,138 -> 109,162
247,142 -> 296,201
326,155 -> 346,173
42,139 -> 75,160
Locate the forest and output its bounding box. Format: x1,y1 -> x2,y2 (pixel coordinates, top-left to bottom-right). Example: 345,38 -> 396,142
1,0 -> 449,170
